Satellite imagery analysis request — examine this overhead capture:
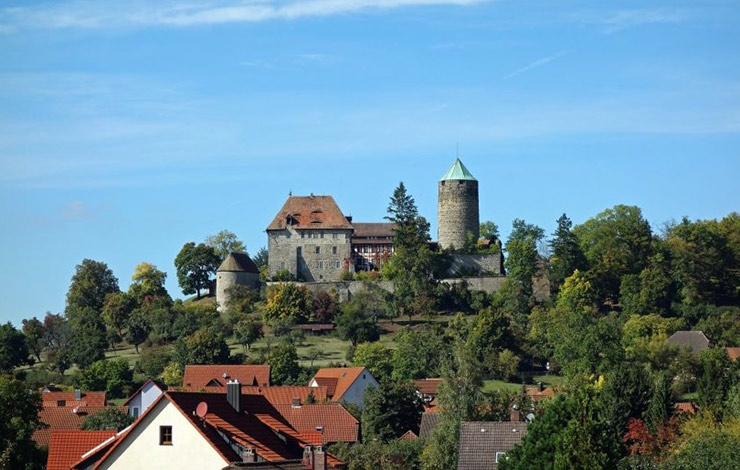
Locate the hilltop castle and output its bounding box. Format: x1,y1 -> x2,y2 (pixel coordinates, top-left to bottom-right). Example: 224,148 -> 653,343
216,158 -> 500,310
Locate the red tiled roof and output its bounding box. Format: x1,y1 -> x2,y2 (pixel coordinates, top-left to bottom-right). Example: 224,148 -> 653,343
400,430 -> 418,440
525,386 -> 556,402
267,196 -> 352,231
42,391 -> 107,407
675,402 -> 698,415
46,431 -> 115,470
34,406 -> 123,449
180,386 -> 329,406
273,404 -> 359,443
351,223 -> 397,238
414,378 -> 443,396
311,367 -> 369,402
727,347 -> 740,361
183,364 -> 270,389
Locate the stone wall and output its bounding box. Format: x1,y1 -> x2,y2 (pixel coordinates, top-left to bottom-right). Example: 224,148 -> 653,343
267,227 -> 353,282
438,179 -> 479,250
440,276 -> 507,293
267,280 -> 394,302
216,271 -> 260,312
445,253 -> 503,277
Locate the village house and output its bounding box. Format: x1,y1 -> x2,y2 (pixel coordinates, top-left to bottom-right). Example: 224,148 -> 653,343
182,364 -> 271,389
457,421 -> 529,470
308,367 -> 378,409
123,378 -> 166,419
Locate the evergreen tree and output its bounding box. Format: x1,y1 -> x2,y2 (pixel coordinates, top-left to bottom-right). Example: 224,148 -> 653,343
645,372 -> 675,433
549,214 -> 588,293
362,380 -> 423,441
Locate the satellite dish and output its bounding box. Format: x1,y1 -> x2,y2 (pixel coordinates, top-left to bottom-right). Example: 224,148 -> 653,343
196,401 -> 209,418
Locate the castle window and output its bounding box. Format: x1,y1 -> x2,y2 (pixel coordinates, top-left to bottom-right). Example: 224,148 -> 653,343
336,261 -> 340,268
332,246 -> 337,255
315,247 -> 320,254
280,262 -> 285,270
297,247 -> 302,256
301,232 -> 305,239
319,261 -> 324,269
320,232 -> 324,239
332,233 -> 338,239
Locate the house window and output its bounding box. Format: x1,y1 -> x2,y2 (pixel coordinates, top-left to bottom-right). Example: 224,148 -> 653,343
57,400 -> 66,407
495,452 -> 506,463
160,426 -> 173,445
132,407 -> 139,418
315,247 -> 321,254
332,246 -> 337,255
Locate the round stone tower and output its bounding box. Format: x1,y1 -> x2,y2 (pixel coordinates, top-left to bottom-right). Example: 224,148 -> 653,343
216,252 -> 260,312
438,158 -> 479,250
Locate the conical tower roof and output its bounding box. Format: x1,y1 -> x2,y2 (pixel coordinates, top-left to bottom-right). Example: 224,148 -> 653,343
217,252 -> 259,273
440,158 -> 476,181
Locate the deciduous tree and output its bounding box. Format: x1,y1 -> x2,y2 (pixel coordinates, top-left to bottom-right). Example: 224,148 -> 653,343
0,322 -> 30,372
80,408 -> 134,431
0,376 -> 43,469
174,242 -> 220,298
362,380 -> 423,441
205,229 -> 246,261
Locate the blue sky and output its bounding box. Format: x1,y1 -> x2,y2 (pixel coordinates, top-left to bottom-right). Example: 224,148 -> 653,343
1,0 -> 739,325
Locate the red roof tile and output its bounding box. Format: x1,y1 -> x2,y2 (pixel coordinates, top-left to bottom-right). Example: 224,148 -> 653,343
525,386 -> 555,402
46,430 -> 115,470
267,196 -> 352,231
42,391 -> 107,407
311,367 -> 369,402
400,430 -> 418,441
675,402 -> 698,415
727,347 -> 740,361
180,385 -> 329,406
183,364 -> 270,389
414,378 -> 443,396
34,406 -> 123,449
273,404 -> 359,443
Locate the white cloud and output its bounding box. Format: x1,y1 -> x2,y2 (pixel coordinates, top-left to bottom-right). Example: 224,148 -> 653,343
1,0 -> 488,32
571,8 -> 690,33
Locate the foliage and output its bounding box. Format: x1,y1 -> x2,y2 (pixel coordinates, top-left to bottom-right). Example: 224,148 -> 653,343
696,348 -> 733,417
125,308 -> 151,354
205,229 -> 246,261
268,341 -> 301,385
21,317 -> 45,362
480,220 -> 500,240
80,408 -> 134,431
695,306 -> 740,347
162,362 -> 183,387
67,305 -> 108,368
174,242 -> 220,298
353,342 -> 393,381
129,262 -> 169,302
66,258 -> 120,313
135,345 -> 172,378
183,327 -> 231,365
77,358 -> 133,398
264,283 -> 312,324
391,329 -> 444,381
362,380 -> 423,441
102,292 -> 135,347
0,322 -> 30,372
271,269 -> 295,282
466,306 -> 515,375
337,294 -> 380,346
225,284 -> 260,315
331,439 -> 423,470
549,213 -> 588,294
503,218 -> 544,324
312,291 -> 339,323
253,247 -> 268,271
621,314 -> 681,369
664,426 -> 740,470
234,317 -> 263,351
574,205 -> 653,304
0,375 -> 43,469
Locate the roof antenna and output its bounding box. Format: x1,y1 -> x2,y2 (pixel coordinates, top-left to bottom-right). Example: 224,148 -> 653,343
289,189 -> 292,197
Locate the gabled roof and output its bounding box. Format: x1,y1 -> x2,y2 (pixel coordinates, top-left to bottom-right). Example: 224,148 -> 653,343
46,430 -> 116,470
183,364 -> 271,389
310,367 -> 371,402
122,378 -> 165,406
42,391 -> 107,407
457,421 -> 528,470
218,252 -> 259,273
34,406 -> 124,449
414,378 -> 444,396
667,331 -> 710,354
524,386 -> 556,402
400,430 -> 419,440
675,402 -> 698,415
267,196 -> 352,231
272,404 -> 359,443
440,158 -> 476,181
419,412 -> 441,439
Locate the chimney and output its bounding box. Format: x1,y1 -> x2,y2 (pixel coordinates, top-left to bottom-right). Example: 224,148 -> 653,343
510,408 -> 521,422
292,397 -> 301,408
538,382 -> 544,392
314,445 -> 327,470
242,448 -> 256,463
302,446 -> 314,468
74,388 -> 81,400
226,380 -> 242,412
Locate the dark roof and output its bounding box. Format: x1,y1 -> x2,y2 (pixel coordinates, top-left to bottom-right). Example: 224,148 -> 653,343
419,412 -> 441,439
267,196 -> 352,231
218,252 -> 259,273
351,223 -> 397,238
457,421 -> 528,470
667,331 -> 710,353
